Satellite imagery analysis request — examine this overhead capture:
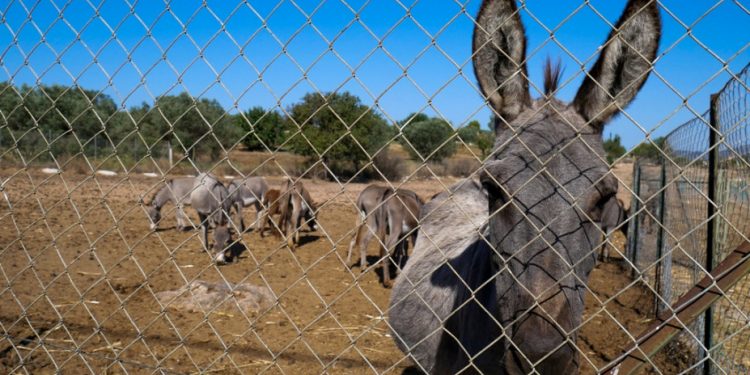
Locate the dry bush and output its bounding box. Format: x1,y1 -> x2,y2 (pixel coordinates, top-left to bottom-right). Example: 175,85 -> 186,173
226,150 -> 306,177
371,152 -> 407,181
413,162 -> 446,180
446,158 -> 480,178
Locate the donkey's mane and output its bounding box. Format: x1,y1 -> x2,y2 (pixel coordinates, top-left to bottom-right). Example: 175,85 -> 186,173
543,57 -> 564,96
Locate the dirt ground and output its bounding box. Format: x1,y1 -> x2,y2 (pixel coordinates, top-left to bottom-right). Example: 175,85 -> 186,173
0,168 -> 689,374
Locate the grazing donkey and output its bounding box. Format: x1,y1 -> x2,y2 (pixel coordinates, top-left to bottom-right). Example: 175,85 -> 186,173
145,177 -> 197,231
598,198 -> 630,262
227,176 -> 269,232
388,0 -> 660,373
346,185 -> 423,288
277,178 -> 318,249
258,187 -> 319,238
145,174 -> 233,262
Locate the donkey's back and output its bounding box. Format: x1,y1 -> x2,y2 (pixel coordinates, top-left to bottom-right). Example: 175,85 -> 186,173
389,179 -> 498,372
190,174 -> 230,223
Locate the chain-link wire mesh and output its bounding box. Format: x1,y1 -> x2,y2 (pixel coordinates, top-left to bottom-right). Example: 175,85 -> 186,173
0,1 -> 749,374
626,63 -> 750,373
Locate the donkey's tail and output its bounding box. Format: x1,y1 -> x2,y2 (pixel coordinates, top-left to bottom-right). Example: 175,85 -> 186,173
277,178 -> 295,235
375,187 -> 394,240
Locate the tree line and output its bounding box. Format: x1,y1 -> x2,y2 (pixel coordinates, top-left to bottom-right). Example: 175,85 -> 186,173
0,82 -> 496,176
1,82 -> 654,176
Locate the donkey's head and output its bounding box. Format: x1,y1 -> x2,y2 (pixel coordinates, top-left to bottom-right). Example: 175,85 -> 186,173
474,0 -> 659,372
146,204 -> 161,231
212,224 -> 232,264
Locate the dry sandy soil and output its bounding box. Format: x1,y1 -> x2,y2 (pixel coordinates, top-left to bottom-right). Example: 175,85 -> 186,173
0,167 -> 690,374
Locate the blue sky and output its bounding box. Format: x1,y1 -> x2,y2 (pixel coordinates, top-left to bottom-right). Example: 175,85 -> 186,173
0,0 -> 748,149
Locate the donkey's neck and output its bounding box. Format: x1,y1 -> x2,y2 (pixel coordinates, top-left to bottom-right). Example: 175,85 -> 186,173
152,184 -> 174,208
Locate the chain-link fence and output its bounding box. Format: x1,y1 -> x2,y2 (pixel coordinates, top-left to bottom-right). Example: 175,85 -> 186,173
627,63 -> 750,373
1,1 -> 749,374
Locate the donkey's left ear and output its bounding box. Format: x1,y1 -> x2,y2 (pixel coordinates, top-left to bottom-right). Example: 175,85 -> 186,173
573,0 -> 661,130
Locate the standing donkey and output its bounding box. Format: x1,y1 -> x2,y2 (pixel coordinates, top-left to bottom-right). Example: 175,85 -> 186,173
347,185 -> 423,288
598,197 -> 629,262
227,176 -> 269,232
277,178 -> 318,249
388,0 -> 660,373
257,188 -> 282,237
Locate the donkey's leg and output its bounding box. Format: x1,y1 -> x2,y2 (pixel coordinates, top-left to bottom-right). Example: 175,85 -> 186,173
394,236 -> 408,272
287,199 -> 302,249
346,227 -> 359,265
176,204 -> 189,231
258,207 -> 268,237
198,213 -> 209,251
250,201 -> 262,232
235,202 -> 246,233
347,211 -> 366,265
382,230 -> 401,289
284,201 -> 295,249
381,215 -> 403,288
359,220 -> 377,272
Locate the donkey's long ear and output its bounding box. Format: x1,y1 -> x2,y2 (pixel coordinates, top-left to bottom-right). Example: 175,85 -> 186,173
473,0 -> 530,132
573,0 -> 660,130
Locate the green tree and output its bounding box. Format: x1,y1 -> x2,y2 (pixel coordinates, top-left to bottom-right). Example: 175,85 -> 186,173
287,91 -> 391,177
398,112 -> 430,128
401,117 -> 457,162
235,107 -> 288,151
0,83 -> 119,159
108,102 -> 154,161
631,136 -> 666,160
457,120 -> 481,144
149,93 -> 240,160
476,130 -> 494,158
603,134 -> 626,164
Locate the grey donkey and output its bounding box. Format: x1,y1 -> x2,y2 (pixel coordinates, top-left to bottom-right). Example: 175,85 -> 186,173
145,174 -> 233,262
388,0 -> 660,373
227,176 -> 269,232
277,178 -> 318,249
346,184 -> 423,288
145,177 -> 198,231
598,198 -> 629,262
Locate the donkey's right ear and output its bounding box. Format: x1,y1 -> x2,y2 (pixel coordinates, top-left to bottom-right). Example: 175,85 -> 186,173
473,0 -> 530,133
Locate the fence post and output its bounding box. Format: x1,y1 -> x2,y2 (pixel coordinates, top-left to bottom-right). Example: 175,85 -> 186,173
704,92 -> 720,375
654,157 -> 669,315
628,160 -> 642,279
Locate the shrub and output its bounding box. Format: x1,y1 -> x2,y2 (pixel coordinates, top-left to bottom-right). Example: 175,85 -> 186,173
401,118 -> 457,162
372,152 -> 406,182
457,120 -> 481,145
286,91 -> 391,179
447,158 -> 480,177
235,107 -> 288,151
476,130 -> 494,158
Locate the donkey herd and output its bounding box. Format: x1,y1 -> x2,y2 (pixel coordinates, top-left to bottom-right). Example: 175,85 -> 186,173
142,172 -> 430,285
141,0 -> 658,372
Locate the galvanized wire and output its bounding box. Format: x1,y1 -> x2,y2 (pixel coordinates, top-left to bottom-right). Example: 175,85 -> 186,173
0,1 -> 748,374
